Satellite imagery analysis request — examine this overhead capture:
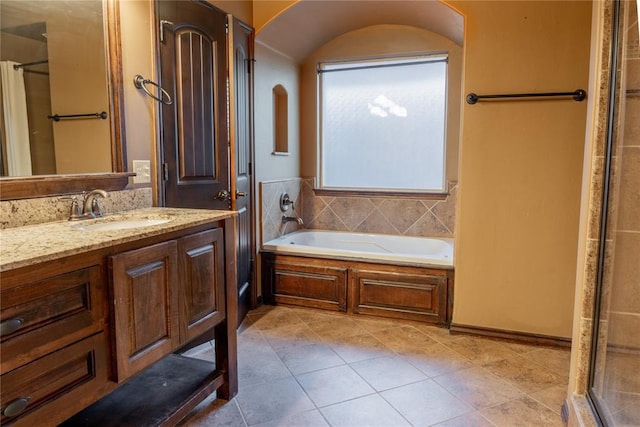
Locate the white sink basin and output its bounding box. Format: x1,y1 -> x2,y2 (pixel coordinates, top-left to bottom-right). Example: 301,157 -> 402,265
72,218 -> 171,232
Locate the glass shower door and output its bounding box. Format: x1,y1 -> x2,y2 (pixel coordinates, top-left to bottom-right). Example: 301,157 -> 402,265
588,1 -> 640,425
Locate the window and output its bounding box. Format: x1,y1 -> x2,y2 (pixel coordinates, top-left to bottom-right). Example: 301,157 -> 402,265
318,54 -> 448,193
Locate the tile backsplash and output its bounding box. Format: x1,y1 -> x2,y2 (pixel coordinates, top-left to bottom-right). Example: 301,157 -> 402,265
0,187 -> 153,229
260,177 -> 457,245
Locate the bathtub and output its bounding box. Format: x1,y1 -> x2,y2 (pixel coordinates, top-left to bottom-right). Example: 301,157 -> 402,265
262,230 -> 454,325
263,230 -> 453,268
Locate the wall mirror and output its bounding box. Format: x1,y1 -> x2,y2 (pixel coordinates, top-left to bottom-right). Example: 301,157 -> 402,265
0,0 -> 128,200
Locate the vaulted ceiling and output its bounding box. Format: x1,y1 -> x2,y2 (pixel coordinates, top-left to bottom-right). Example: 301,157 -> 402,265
256,0 -> 464,62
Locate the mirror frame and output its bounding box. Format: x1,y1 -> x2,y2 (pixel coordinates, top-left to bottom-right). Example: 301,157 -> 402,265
0,0 -> 132,201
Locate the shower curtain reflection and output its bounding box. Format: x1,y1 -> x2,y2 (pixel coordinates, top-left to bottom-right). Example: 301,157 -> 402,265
0,61 -> 32,176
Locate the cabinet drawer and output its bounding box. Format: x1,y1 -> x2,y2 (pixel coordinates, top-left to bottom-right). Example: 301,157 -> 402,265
0,266 -> 105,373
0,333 -> 108,426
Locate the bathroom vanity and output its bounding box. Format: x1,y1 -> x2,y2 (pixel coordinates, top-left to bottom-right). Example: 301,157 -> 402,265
0,208 -> 238,426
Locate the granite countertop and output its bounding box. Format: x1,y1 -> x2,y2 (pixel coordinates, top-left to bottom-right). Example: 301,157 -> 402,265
0,207 -> 235,272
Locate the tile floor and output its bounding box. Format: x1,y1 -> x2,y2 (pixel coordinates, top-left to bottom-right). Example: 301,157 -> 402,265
179,305 -> 570,427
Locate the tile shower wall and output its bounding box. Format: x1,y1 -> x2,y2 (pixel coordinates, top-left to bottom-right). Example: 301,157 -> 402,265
259,177 -> 457,245
0,187 -> 153,229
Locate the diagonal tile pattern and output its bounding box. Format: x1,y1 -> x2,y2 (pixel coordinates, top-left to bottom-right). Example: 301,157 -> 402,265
179,305 -> 570,426
260,178 -> 458,246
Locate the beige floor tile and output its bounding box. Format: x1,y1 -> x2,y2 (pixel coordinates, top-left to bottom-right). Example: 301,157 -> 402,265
481,355 -> 565,393
288,307 -> 344,324
253,409 -> 329,427
320,394 -> 411,427
529,384 -> 568,412
523,347 -> 571,377
381,379 -> 472,425
434,366 -> 525,409
370,325 -> 438,355
306,316 -> 369,341
296,365 -> 375,407
479,396 -> 564,427
352,315 -> 403,332
247,306 -> 305,331
350,356 -> 427,391
275,342 -> 345,375
235,377 -> 315,426
432,411 -> 495,427
444,336 -> 520,364
260,323 -> 322,351
237,344 -> 291,387
401,342 -> 475,377
327,332 -> 395,363
180,397 -> 246,427
411,322 -> 466,344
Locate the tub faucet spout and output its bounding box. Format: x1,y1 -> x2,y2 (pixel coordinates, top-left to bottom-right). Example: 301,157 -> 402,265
282,215 -> 303,225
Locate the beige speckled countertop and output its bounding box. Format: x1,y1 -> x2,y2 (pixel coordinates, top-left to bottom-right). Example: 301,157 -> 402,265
0,207 -> 235,272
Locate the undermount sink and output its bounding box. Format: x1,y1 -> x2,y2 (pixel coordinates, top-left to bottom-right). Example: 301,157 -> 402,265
72,217 -> 171,232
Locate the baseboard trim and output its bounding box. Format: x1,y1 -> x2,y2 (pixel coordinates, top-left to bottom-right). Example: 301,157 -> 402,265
449,323 -> 572,348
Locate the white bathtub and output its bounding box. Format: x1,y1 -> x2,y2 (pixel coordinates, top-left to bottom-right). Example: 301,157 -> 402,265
263,230 -> 453,268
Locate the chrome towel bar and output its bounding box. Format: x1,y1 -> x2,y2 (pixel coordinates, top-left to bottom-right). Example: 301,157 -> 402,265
133,74 -> 173,105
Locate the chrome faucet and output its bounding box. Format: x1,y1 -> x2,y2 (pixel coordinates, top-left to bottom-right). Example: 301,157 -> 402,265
282,215 -> 303,225
82,189 -> 108,218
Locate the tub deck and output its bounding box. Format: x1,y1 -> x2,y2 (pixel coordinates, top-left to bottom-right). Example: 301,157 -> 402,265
261,250 -> 454,326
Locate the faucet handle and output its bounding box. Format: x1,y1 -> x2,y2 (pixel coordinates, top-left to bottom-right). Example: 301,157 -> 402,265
59,196 -> 83,220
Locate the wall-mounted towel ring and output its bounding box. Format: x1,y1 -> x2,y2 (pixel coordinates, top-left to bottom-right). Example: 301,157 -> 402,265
133,74 -> 173,105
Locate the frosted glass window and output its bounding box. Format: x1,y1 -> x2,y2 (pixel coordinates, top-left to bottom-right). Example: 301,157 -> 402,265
318,55 -> 447,192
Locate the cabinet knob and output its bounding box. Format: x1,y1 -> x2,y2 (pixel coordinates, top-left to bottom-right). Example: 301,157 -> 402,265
235,191 -> 246,198
2,397 -> 30,417
0,318 -> 23,336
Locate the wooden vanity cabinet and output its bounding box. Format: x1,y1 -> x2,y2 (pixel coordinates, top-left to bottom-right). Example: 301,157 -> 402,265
1,217 -> 238,426
109,228 -> 226,382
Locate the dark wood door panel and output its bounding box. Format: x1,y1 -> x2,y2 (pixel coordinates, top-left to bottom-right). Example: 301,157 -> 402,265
158,0 -> 228,209
178,229 -> 225,344
230,17 -> 254,324
109,241 -> 179,381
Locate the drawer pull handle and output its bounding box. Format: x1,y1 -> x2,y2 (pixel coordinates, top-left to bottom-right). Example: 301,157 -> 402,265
3,397 -> 30,417
0,318 -> 23,336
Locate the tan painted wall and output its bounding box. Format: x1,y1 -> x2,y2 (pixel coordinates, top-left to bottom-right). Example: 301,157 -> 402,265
450,0 -> 591,338
256,0 -> 592,338
120,0 -> 156,182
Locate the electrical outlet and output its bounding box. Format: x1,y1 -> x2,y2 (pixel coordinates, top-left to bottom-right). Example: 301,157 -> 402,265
132,160 -> 151,184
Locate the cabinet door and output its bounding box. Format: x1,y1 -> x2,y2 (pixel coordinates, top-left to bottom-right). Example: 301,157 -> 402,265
110,241 -> 179,381
350,268 -> 448,324
178,229 -> 225,344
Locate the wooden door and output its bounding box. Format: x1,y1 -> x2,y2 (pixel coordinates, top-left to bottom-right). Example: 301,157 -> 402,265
157,0 -> 229,209
229,17 -> 255,324
109,241 -> 179,382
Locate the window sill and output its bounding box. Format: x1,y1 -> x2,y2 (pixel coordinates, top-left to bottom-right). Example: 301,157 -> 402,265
313,188 -> 449,199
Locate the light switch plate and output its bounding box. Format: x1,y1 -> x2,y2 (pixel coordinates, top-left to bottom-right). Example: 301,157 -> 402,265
132,160 -> 151,184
